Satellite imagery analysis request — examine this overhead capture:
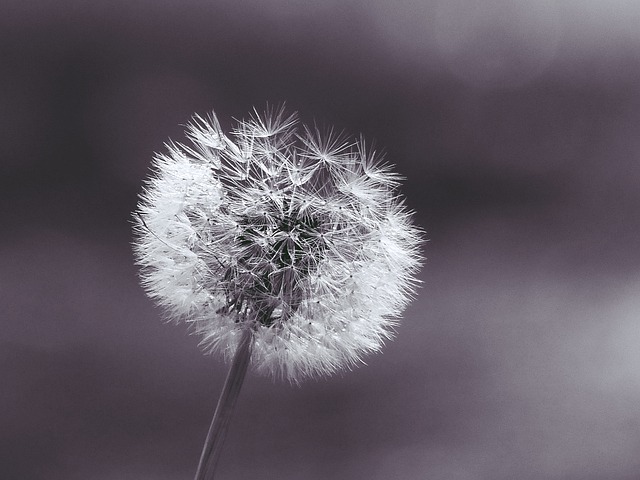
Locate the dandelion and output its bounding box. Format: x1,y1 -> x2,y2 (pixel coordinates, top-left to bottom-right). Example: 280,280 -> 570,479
133,105 -> 423,479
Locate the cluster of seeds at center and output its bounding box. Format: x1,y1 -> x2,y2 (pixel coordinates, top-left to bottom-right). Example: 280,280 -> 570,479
217,201 -> 327,327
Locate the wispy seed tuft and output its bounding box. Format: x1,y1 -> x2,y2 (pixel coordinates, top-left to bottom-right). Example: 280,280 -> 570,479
133,106 -> 423,382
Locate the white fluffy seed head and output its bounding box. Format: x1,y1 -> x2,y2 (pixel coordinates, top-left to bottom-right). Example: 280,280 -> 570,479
133,106 -> 423,382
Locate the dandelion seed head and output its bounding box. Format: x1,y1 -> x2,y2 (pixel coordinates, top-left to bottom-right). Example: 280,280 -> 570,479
133,106 -> 423,382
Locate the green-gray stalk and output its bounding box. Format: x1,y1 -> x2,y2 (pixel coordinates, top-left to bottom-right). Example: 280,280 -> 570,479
194,327 -> 253,480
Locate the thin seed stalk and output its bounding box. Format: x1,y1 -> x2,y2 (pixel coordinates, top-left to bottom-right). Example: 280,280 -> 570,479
194,327 -> 254,480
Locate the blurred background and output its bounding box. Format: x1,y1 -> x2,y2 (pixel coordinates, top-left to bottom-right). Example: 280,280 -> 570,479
2,0 -> 640,479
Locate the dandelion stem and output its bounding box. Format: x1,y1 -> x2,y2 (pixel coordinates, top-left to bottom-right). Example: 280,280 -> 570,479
194,327 -> 253,480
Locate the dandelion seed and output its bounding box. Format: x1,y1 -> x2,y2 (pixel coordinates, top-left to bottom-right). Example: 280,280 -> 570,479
133,105 -> 423,479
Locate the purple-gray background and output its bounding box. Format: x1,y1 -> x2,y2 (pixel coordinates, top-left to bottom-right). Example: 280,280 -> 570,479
2,1 -> 640,479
